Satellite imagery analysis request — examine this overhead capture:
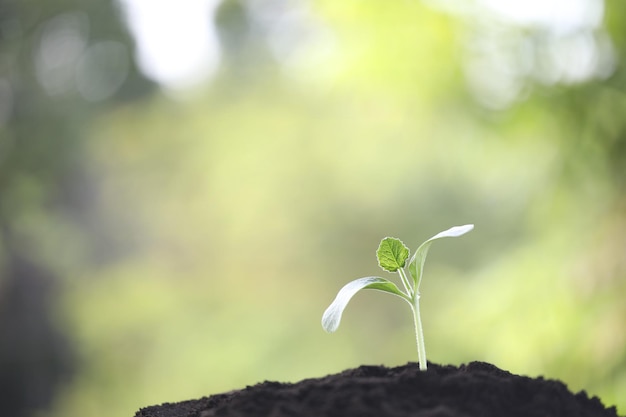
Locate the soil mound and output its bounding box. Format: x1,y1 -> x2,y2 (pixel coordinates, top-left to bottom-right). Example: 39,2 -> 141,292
135,361 -> 621,417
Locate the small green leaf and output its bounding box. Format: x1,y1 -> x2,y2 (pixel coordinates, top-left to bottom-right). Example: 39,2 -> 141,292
321,277 -> 409,333
408,224 -> 474,290
376,237 -> 410,272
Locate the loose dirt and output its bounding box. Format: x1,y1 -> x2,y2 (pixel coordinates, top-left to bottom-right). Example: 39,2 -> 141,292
135,361 -> 621,417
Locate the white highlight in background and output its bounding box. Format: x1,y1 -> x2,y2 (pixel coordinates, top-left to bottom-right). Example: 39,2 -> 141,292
117,0 -> 222,90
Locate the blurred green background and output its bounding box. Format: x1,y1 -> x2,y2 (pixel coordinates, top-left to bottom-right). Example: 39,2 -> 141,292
1,0 -> 625,416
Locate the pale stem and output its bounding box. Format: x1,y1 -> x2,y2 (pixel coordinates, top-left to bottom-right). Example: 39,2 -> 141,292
397,268 -> 413,297
411,295 -> 427,371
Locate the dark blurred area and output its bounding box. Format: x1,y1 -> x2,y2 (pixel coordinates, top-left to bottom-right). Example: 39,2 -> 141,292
1,1 -> 153,416
0,231 -> 72,417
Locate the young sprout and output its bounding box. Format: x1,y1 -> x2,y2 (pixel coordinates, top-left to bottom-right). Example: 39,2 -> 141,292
321,224 -> 474,371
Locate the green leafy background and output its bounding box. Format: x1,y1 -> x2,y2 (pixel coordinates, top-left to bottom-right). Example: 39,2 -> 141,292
1,1 -> 626,416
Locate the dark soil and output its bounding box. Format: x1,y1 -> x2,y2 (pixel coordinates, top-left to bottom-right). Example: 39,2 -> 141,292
134,361 -> 621,417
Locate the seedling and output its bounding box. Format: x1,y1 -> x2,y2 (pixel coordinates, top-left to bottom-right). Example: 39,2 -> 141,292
321,224 -> 474,371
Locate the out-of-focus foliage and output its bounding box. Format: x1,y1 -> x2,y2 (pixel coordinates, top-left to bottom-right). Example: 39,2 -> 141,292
1,1 -> 625,417
0,1 -> 152,416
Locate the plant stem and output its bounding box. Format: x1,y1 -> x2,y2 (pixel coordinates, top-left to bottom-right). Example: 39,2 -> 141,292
411,295 -> 427,371
397,268 -> 413,297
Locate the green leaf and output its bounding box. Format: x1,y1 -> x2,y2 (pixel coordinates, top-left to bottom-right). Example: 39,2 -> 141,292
408,224 -> 474,290
376,237 -> 410,272
321,277 -> 409,333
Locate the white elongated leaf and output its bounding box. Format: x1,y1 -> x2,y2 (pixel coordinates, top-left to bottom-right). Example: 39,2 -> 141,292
408,224 -> 474,290
321,277 -> 408,333
426,224 -> 474,241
